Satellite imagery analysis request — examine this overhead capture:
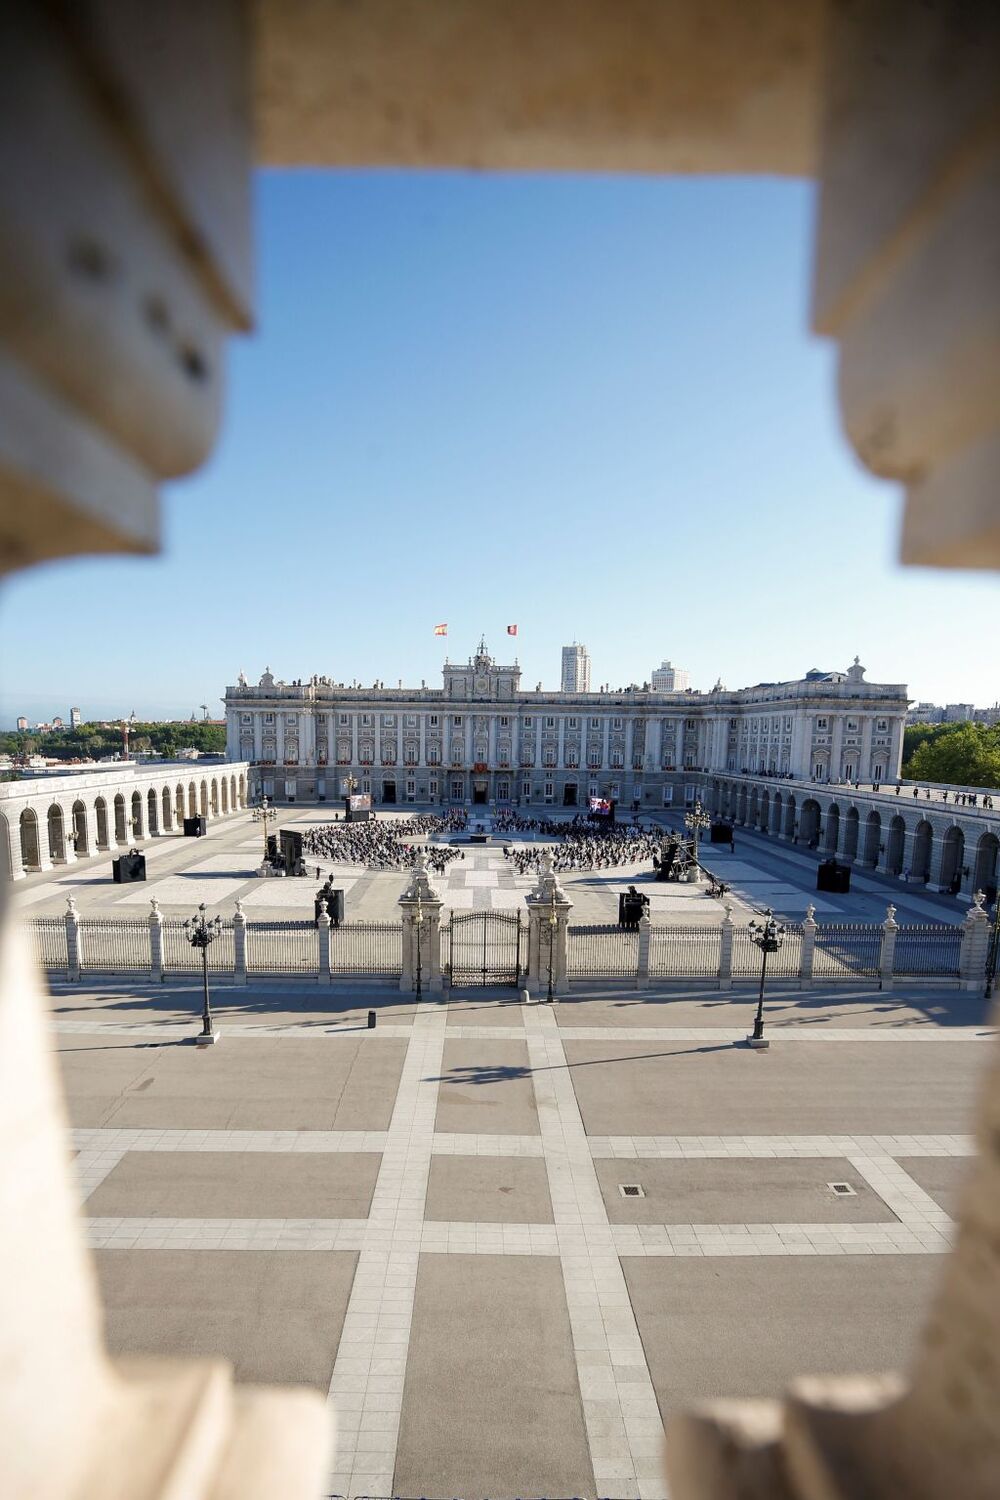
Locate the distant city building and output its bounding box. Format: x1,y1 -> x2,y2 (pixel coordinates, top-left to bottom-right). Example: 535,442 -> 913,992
651,660 -> 691,693
16,717 -> 27,731
70,707 -> 81,728
560,643 -> 591,693
944,703 -> 976,722
51,717 -> 64,729
906,701 -> 996,725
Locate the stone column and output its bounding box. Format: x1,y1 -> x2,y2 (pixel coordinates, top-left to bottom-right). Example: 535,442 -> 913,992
879,903 -> 898,992
233,899 -> 247,987
718,902 -> 734,992
317,900 -> 332,986
148,897 -> 163,984
636,911 -> 650,991
959,891 -> 990,993
398,855 -> 443,995
800,903 -> 817,988
525,851 -> 573,999
64,896 -> 81,983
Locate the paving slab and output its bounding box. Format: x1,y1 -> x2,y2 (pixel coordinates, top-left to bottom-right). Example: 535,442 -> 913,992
51,985 -> 419,1031
445,997 -> 526,1028
896,1156 -> 973,1217
563,1039 -> 989,1136
96,1248 -> 357,1390
394,1253 -> 594,1500
434,1039 -> 539,1135
58,1035 -> 407,1130
85,1150 -> 382,1219
594,1158 -> 897,1224
554,990 -> 990,1031
424,1156 -> 554,1224
625,1256 -> 941,1421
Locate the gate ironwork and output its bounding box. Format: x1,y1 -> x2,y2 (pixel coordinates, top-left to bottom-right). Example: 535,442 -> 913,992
447,910 -> 523,987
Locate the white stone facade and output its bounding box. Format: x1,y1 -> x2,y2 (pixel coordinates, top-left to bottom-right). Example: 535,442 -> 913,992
0,762 -> 249,880
225,649 -> 908,812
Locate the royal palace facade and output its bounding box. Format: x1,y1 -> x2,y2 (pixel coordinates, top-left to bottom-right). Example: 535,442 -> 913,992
225,645 -> 908,810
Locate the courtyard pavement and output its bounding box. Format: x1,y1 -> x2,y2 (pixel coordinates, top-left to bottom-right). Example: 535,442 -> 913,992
55,969 -> 995,1500
13,806 -> 975,929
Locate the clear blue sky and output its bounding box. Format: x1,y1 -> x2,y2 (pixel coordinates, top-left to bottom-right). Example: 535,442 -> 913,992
2,170 -> 994,724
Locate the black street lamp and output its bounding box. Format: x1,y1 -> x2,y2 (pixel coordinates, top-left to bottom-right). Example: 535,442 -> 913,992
546,889 -> 558,1004
414,892 -> 424,1000
252,794 -> 277,864
747,908 -> 785,1048
184,902 -> 223,1044
685,798 -> 711,863
986,892 -> 1000,999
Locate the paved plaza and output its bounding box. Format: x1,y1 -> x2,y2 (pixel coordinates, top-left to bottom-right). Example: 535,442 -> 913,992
13,806 -> 974,928
54,961 -> 994,1499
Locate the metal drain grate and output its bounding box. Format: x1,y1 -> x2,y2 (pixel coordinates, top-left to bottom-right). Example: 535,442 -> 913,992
618,1184 -> 645,1198
828,1181 -> 857,1196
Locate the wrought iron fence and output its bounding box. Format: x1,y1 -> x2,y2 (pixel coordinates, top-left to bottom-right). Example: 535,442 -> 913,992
648,925 -> 722,977
567,923 -> 639,978
731,924 -> 803,979
79,917 -> 151,973
893,923 -> 962,977
25,917 -> 68,972
812,923 -> 883,980
329,921 -> 402,976
245,919 -> 318,974
162,918 -> 236,974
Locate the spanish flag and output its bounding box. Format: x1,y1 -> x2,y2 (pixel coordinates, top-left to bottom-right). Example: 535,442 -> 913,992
507,624 -> 518,636
434,623 -> 448,636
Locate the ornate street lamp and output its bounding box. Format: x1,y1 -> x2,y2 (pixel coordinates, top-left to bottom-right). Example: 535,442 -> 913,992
546,888 -> 558,1004
685,798 -> 711,856
183,902 -> 223,1044
414,891 -> 424,1000
252,793 -> 277,863
986,891 -> 1000,999
747,908 -> 785,1047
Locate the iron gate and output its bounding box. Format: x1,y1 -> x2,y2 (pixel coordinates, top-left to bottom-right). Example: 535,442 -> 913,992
447,910 -> 523,987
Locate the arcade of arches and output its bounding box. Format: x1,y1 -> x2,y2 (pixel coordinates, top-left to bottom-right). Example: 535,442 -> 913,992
704,775 -> 1000,903
0,764 -> 250,881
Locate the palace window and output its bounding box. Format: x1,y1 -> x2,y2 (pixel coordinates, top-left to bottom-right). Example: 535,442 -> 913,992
264,713 -> 274,724
382,715 -> 395,727
610,750 -> 624,768
522,780 -> 531,799
361,714 -> 372,726
339,713 -> 349,724
568,717 -> 578,729
816,717 -> 828,729
588,751 -> 601,768
523,716 -> 532,727
545,716 -> 555,728
406,714 -> 416,726
877,719 -> 888,732
241,713 -> 251,723
454,716 -> 462,727
565,751 -> 579,768
590,717 -> 600,729
499,715 -> 509,727
612,716 -> 623,729
429,715 -> 438,726
427,747 -> 440,765
544,781 -> 554,799
543,748 -> 557,767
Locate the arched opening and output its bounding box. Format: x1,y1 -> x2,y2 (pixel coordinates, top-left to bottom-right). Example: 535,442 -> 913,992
113,793 -> 127,844
760,789 -> 770,833
199,780 -> 208,817
738,785 -> 748,824
19,809 -> 40,871
95,797 -> 109,850
71,799 -> 88,856
749,787 -> 759,826
940,827 -> 965,894
912,821 -> 933,883
47,803 -> 66,863
784,795 -> 796,839
147,787 -> 159,834
0,812 -> 12,880
800,799 -> 821,848
772,792 -> 782,835
863,810 -> 882,867
176,784 -> 186,823
130,790 -> 144,839
843,807 -> 860,862
886,815 -> 906,876
973,832 -> 999,903
188,782 -> 197,818
162,786 -> 173,831
210,779 -> 219,815
825,804 -> 840,854
221,778 -> 229,813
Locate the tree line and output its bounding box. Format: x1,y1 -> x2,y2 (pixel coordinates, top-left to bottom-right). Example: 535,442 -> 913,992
901,722 -> 1000,788
0,722 -> 226,762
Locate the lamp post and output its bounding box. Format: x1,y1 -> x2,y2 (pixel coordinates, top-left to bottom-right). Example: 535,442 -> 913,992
546,889 -> 558,1003
747,907 -> 785,1048
252,794 -> 277,863
183,902 -> 223,1044
414,892 -> 424,1000
986,892 -> 1000,999
684,798 -> 711,860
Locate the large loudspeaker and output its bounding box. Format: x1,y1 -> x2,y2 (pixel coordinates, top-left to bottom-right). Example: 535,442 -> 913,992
817,859 -> 851,894
279,828 -> 305,876
112,852 -> 146,883
709,822 -> 734,843
183,816 -> 206,837
266,833 -> 278,861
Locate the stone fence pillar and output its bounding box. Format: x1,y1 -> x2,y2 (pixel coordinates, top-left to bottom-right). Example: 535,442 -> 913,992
398,856 -> 443,995
148,898 -> 163,984
718,903 -> 734,991
960,891 -> 990,993
800,903 -> 817,988
233,899 -> 247,986
636,912 -> 650,991
879,903 -> 898,991
64,896 -> 81,982
317,901 -> 332,986
524,852 -> 573,1000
